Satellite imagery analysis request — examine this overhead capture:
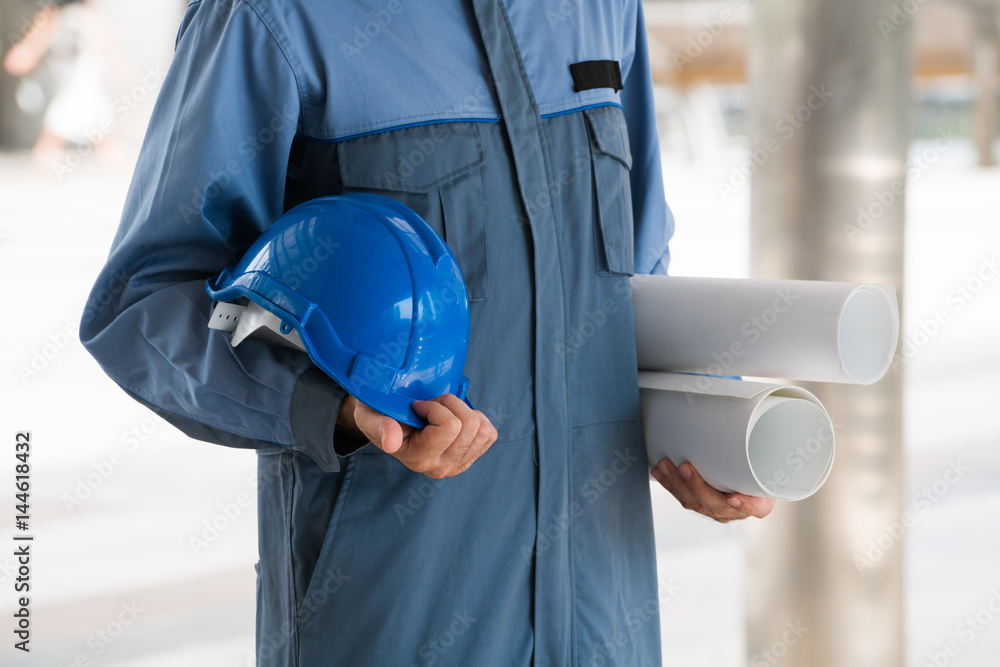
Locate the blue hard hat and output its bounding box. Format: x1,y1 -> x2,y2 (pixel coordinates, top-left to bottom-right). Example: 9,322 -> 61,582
206,193 -> 472,427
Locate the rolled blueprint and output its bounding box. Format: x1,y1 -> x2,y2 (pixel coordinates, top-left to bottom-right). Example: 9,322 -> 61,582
631,275 -> 899,385
639,372 -> 835,501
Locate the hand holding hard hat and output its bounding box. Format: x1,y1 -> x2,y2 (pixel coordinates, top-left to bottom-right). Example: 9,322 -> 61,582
206,193 -> 497,478
341,393 -> 497,479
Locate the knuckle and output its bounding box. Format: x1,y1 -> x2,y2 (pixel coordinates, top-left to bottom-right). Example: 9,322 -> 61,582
409,459 -> 430,475
444,417 -> 463,438
475,426 -> 495,448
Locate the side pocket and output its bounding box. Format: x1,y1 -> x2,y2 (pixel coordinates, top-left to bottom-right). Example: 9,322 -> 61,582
295,455 -> 357,628
337,122 -> 490,300
584,105 -> 635,276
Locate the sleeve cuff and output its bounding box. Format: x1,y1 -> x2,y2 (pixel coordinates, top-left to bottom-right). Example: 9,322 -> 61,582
290,367 -> 370,473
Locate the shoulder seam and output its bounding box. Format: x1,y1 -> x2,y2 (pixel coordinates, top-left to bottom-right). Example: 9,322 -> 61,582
239,0 -> 306,134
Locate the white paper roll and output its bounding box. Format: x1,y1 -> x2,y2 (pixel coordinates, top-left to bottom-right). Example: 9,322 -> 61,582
640,372 -> 835,501
631,275 -> 899,385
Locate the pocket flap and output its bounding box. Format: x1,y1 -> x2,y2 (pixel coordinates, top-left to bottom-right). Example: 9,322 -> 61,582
584,106 -> 632,170
338,123 -> 485,194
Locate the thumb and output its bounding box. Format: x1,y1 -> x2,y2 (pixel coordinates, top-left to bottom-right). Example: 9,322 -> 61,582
377,416 -> 404,454
353,399 -> 404,454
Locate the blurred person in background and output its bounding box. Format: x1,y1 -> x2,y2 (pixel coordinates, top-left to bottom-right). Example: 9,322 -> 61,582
3,0 -> 117,163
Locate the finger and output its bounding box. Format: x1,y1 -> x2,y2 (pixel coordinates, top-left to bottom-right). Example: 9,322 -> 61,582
726,493 -> 775,519
434,393 -> 478,419
432,395 -> 490,472
402,399 -> 470,477
654,459 -> 705,515
678,462 -> 752,521
411,399 -> 464,455
455,411 -> 498,473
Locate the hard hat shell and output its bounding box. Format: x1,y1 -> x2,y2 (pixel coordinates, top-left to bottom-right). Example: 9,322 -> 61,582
206,193 -> 472,428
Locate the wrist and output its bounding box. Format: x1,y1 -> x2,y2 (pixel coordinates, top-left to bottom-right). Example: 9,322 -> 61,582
333,393 -> 369,456
337,394 -> 358,432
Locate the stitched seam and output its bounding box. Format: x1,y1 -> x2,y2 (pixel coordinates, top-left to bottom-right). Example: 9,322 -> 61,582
311,113 -> 502,141
241,0 -> 306,134
283,453 -> 300,665
493,2 -> 576,661
570,418 -> 642,432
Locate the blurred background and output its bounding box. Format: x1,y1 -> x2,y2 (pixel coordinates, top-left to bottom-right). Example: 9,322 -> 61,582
0,0 -> 997,665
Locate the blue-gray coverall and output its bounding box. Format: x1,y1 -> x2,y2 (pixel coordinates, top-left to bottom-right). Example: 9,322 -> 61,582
80,0 -> 675,664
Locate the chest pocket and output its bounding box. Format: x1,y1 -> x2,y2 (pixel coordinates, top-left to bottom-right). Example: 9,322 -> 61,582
584,105 -> 634,276
337,123 -> 490,301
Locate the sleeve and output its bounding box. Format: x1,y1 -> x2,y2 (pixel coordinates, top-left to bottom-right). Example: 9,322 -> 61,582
79,0 -> 360,473
621,0 -> 674,276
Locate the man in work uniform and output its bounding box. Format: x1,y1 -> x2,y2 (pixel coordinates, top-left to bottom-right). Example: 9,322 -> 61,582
81,0 -> 773,664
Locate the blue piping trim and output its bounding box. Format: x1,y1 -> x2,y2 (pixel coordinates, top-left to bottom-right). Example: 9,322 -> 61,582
297,103 -> 624,143
540,101 -> 622,118
303,118 -> 501,144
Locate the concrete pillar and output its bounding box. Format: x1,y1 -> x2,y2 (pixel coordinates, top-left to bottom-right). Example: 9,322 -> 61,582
971,1 -> 999,167
745,1 -> 910,666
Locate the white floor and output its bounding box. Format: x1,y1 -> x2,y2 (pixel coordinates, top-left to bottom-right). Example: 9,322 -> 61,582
0,140 -> 997,665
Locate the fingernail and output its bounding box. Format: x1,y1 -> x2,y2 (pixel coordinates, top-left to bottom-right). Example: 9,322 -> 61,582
679,464 -> 692,481
657,461 -> 670,477
727,497 -> 743,509
651,468 -> 663,483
